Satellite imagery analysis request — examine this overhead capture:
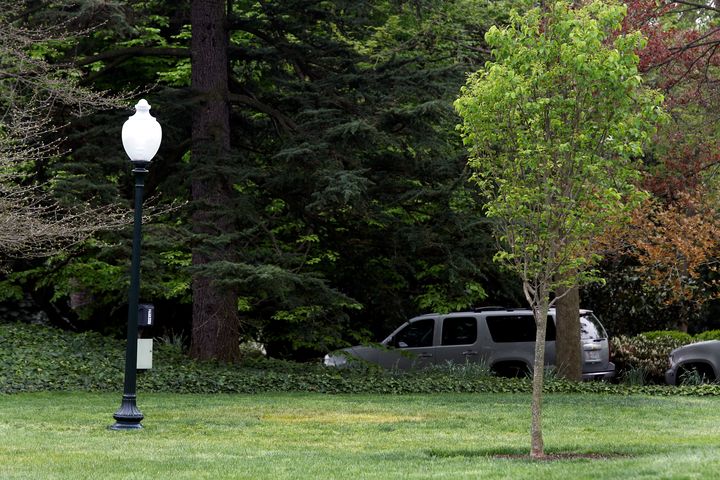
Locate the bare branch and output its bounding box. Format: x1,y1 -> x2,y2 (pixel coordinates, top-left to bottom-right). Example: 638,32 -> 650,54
0,6 -> 133,267
671,0 -> 720,15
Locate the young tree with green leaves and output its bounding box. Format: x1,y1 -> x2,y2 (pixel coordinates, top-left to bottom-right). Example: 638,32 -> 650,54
455,0 -> 665,458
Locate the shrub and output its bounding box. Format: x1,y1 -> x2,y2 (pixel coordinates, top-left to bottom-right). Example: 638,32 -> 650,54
612,329 -> 720,383
694,330 -> 720,342
611,334 -> 690,382
8,320 -> 720,396
641,330 -> 694,343
620,365 -> 649,386
426,359 -> 492,378
678,367 -> 707,386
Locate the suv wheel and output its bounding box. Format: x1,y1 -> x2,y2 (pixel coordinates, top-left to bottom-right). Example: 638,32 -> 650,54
677,363 -> 715,386
492,361 -> 530,378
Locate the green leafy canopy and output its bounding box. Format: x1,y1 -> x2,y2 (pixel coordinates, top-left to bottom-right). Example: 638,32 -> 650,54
455,0 -> 667,298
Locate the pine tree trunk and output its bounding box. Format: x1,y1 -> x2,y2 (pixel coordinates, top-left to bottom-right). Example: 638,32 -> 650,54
189,0 -> 239,362
555,285 -> 582,381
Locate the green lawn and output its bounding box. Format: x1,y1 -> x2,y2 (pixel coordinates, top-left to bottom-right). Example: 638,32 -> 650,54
1,392 -> 719,479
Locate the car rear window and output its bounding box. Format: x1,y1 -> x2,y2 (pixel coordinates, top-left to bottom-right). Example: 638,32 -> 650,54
580,312 -> 607,340
486,315 -> 556,342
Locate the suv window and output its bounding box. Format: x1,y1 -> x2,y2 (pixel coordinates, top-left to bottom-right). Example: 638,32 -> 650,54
394,319 -> 434,348
580,312 -> 607,340
441,317 -> 477,346
486,315 -> 556,342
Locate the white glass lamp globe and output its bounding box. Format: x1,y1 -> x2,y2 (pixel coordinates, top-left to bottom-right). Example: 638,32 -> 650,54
121,99 -> 162,163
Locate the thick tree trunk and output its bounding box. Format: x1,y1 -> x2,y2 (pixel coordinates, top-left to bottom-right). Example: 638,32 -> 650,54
555,285 -> 582,381
189,0 -> 239,362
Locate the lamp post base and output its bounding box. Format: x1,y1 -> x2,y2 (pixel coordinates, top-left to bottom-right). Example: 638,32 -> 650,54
110,394 -> 144,430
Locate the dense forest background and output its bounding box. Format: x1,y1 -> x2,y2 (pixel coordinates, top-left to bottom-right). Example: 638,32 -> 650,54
3,0 -> 720,362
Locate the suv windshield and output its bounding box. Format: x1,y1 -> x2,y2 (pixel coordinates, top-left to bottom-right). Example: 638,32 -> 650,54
580,312 -> 607,340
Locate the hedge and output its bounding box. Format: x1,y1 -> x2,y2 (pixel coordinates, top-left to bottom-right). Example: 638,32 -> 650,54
610,330 -> 720,383
3,321 -> 720,396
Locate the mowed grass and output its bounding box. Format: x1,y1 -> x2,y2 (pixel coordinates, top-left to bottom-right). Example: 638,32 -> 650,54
1,392 -> 719,479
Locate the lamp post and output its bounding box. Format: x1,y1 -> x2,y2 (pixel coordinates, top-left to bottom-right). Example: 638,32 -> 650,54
110,99 -> 162,430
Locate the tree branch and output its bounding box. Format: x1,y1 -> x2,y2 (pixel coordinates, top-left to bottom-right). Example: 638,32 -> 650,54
671,0 -> 720,15
75,47 -> 190,67
228,92 -> 298,133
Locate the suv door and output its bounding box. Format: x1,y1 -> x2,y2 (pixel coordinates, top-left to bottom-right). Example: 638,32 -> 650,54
484,313 -> 556,375
378,318 -> 436,369
434,316 -> 480,365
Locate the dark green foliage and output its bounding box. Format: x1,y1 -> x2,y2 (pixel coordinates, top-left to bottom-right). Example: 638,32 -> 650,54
202,0 -> 503,355
693,330 -> 720,341
640,330 -> 694,343
6,321 -> 720,396
583,259 -> 720,336
582,264 -> 682,336
4,0 -> 527,359
4,0 -> 719,368
0,322 -> 124,393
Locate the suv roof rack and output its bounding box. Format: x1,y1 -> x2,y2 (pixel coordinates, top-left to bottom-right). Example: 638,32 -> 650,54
473,306 -> 508,312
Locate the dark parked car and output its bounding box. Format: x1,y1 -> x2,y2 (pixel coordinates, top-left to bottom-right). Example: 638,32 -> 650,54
666,341 -> 720,385
324,307 -> 615,380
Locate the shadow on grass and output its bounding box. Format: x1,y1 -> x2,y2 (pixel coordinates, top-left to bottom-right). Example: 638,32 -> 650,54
425,447 -> 632,461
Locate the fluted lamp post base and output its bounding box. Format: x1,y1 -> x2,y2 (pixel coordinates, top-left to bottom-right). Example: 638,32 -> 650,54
110,395 -> 144,430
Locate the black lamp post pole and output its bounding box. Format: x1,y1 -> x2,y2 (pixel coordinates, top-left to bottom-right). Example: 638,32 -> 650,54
110,160 -> 149,430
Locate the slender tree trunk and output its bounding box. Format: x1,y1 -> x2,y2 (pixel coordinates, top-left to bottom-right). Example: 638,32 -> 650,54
189,0 -> 240,362
676,300 -> 689,333
555,285 -> 582,381
676,265 -> 690,332
530,298 -> 548,459
525,283 -> 549,459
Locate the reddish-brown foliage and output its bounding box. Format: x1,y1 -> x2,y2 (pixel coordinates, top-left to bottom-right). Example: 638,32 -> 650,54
624,1 -> 720,106
622,1 -> 720,203
606,190 -> 720,330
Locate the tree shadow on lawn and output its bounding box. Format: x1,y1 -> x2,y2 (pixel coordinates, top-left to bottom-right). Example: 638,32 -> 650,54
426,448 -> 632,462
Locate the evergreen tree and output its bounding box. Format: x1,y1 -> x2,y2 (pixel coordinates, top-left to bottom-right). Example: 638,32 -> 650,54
11,0 -> 527,359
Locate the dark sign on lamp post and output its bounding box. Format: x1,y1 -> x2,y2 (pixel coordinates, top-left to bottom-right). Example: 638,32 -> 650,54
110,99 -> 162,430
